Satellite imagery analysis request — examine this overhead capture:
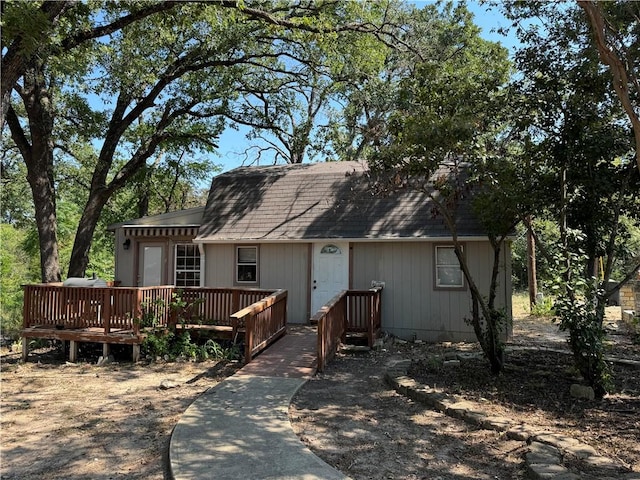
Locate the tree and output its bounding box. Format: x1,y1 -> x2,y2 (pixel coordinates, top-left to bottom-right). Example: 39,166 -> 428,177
502,1 -> 640,396
4,1 -> 402,281
368,2 -> 514,373
578,1 -> 640,174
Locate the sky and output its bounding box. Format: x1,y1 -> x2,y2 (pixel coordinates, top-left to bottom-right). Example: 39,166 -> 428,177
212,1 -> 519,176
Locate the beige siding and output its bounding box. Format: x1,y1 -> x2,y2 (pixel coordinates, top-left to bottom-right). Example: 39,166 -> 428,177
352,241 -> 512,342
113,229 -> 135,286
260,243 -> 310,323
203,243 -> 310,323
203,244 -> 235,286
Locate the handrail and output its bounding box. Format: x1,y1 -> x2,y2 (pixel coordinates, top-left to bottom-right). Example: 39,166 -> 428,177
231,289 -> 288,364
314,290 -> 348,372
315,286 -> 383,372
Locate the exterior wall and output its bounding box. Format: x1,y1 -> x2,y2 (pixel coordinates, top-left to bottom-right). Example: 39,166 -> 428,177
113,228 -> 135,285
203,244 -> 235,286
260,244 -> 310,323
113,229 -> 198,286
351,241 -> 512,342
620,280 -> 640,320
203,243 -> 311,324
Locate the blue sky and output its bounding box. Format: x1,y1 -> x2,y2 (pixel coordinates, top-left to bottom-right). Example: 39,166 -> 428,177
213,1 -> 518,175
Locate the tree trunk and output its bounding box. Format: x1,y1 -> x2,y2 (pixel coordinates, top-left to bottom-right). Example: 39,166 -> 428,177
67,191 -> 110,278
9,58 -> 61,283
527,216 -> 538,308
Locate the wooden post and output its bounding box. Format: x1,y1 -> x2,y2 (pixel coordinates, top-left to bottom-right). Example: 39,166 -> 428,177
133,289 -> 143,335
102,288 -> 112,334
232,289 -> 240,314
244,315 -> 253,364
21,338 -> 28,362
69,340 -> 78,363
132,344 -> 140,363
102,343 -> 110,358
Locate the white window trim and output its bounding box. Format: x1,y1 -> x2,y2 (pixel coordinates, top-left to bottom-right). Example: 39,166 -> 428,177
174,243 -> 201,287
235,245 -> 259,284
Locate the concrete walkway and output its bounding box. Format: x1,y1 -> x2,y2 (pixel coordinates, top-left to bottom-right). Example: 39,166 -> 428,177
169,326 -> 349,480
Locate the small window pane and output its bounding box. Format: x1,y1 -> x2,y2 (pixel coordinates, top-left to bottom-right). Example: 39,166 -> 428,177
435,246 -> 463,288
436,266 -> 463,287
320,244 -> 342,254
238,247 -> 257,263
436,247 -> 458,265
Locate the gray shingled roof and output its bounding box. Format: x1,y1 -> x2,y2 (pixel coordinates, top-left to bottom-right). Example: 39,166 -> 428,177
195,161 -> 486,242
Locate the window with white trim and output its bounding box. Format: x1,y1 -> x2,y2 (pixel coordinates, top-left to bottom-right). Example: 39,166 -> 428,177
236,246 -> 258,283
175,244 -> 200,287
435,245 -> 464,288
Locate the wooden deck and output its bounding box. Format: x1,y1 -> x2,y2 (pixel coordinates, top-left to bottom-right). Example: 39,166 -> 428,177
21,284 -> 286,363
21,283 -> 382,372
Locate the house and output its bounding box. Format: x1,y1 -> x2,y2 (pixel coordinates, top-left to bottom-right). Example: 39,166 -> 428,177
109,161 -> 512,342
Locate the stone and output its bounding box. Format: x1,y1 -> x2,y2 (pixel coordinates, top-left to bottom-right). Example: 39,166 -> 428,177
570,384 -> 595,401
443,359 -> 461,367
160,380 -> 180,390
526,441 -> 562,465
96,355 -> 114,366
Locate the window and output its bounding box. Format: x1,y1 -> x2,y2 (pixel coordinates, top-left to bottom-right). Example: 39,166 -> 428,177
320,244 -> 342,254
435,245 -> 464,289
236,246 -> 258,283
175,244 -> 200,287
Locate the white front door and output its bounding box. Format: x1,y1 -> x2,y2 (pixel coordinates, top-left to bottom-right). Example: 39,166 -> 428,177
311,242 -> 349,315
139,244 -> 164,286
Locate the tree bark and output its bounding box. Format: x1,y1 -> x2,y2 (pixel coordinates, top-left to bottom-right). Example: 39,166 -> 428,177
526,216 -> 538,308
6,59 -> 61,283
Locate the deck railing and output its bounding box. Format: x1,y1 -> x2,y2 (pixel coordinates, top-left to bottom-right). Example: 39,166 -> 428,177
314,286 -> 383,372
22,284 -> 287,364
22,283 -> 175,333
169,287 -> 276,329
231,289 -> 288,363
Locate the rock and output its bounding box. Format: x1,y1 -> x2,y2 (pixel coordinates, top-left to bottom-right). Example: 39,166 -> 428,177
96,355 -> 114,366
160,380 -> 180,390
443,359 -> 460,368
570,384 -> 595,401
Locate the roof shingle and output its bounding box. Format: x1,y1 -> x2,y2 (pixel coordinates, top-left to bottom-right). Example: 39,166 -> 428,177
195,161 -> 485,242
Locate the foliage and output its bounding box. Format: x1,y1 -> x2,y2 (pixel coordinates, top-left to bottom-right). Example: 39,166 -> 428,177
502,1 -> 640,394
367,2 -> 514,374
511,220 -> 559,290
4,0 -> 410,282
0,225 -> 36,340
141,291 -> 240,361
141,329 -> 240,362
530,296 -> 555,317
554,278 -> 612,397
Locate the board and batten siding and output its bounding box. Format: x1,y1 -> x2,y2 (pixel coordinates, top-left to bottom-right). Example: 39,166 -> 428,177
352,241 -> 512,342
260,243 -> 309,324
203,244 -> 235,286
203,243 -> 310,324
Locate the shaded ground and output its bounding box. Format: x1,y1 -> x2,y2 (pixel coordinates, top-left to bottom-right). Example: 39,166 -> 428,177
1,305 -> 637,479
0,349 -> 240,480
290,306 -> 640,479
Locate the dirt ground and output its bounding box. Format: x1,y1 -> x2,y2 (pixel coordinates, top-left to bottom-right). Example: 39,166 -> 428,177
0,351 -> 241,480
1,304 -> 638,480
290,305 -> 640,479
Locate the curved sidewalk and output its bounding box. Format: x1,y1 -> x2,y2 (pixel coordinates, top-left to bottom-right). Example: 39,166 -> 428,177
169,327 -> 349,480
